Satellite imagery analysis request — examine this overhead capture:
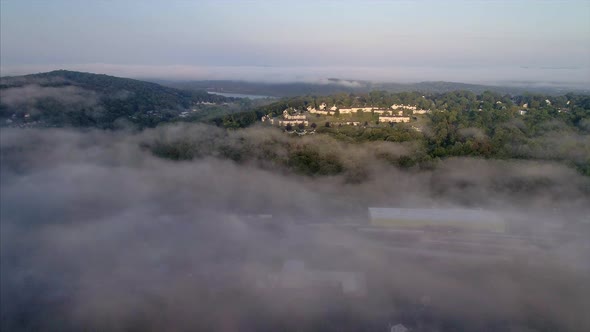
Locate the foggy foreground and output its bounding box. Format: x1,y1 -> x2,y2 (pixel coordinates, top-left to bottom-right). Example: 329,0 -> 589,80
1,125 -> 590,332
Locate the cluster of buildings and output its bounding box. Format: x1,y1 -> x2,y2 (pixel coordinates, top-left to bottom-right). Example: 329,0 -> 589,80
307,103 -> 338,115
262,103 -> 429,127
307,103 -> 430,116
261,110 -> 309,127
282,110 -> 306,120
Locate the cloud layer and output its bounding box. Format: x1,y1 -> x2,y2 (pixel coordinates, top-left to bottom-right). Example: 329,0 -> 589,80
1,125 -> 589,331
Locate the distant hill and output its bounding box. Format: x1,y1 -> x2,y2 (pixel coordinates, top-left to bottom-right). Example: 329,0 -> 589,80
0,70 -> 231,128
165,79 -> 589,98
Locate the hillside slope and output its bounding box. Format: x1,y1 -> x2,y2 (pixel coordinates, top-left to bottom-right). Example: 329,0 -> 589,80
0,70 -> 230,128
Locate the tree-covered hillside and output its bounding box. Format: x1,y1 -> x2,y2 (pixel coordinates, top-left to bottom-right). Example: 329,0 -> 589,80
212,90 -> 590,175
0,70 -> 233,129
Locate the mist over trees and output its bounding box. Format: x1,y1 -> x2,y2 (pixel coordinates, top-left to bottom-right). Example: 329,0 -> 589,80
1,71 -> 590,331
215,92 -> 590,176
1,125 -> 590,331
2,0 -> 589,329
0,70 -> 250,128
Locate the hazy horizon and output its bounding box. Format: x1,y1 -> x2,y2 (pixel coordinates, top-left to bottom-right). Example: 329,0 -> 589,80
2,2 -> 590,330
2,63 -> 590,89
2,0 -> 589,87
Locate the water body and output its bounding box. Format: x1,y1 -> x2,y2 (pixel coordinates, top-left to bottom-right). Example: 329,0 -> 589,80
207,91 -> 274,99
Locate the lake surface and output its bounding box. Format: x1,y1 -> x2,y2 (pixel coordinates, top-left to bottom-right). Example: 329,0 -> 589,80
207,91 -> 274,99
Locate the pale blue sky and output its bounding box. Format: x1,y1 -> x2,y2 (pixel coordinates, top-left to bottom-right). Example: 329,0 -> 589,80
1,0 -> 589,84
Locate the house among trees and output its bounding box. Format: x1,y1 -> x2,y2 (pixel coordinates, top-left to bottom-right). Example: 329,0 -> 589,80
279,119 -> 308,127
283,109 -> 306,120
391,104 -> 417,110
307,106 -> 330,115
412,109 -> 430,114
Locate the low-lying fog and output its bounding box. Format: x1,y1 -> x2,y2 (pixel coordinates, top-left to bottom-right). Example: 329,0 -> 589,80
1,124 -> 589,331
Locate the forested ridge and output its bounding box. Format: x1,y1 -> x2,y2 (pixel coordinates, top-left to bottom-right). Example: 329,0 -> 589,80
208,91 -> 590,176
0,70 -> 233,128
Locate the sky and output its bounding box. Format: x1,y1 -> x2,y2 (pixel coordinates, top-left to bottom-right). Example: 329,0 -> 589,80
1,0 -> 589,85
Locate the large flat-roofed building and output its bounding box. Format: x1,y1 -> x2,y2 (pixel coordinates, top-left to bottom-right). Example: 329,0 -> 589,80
368,207 -> 506,233
378,116 -> 410,123
279,120 -> 308,127
256,260 -> 366,296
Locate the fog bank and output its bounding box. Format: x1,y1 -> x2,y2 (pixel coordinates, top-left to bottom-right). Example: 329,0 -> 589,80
1,125 -> 589,331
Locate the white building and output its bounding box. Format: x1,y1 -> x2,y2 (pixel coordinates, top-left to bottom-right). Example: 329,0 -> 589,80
356,107 -> 374,112
391,104 -> 417,110
279,120 -> 308,127
283,110 -> 306,120
379,116 -> 410,123
338,108 -> 354,114
413,109 -> 430,114
307,106 -> 330,115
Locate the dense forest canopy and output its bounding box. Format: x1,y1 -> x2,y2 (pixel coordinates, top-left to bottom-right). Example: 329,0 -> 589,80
213,91 -> 589,176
